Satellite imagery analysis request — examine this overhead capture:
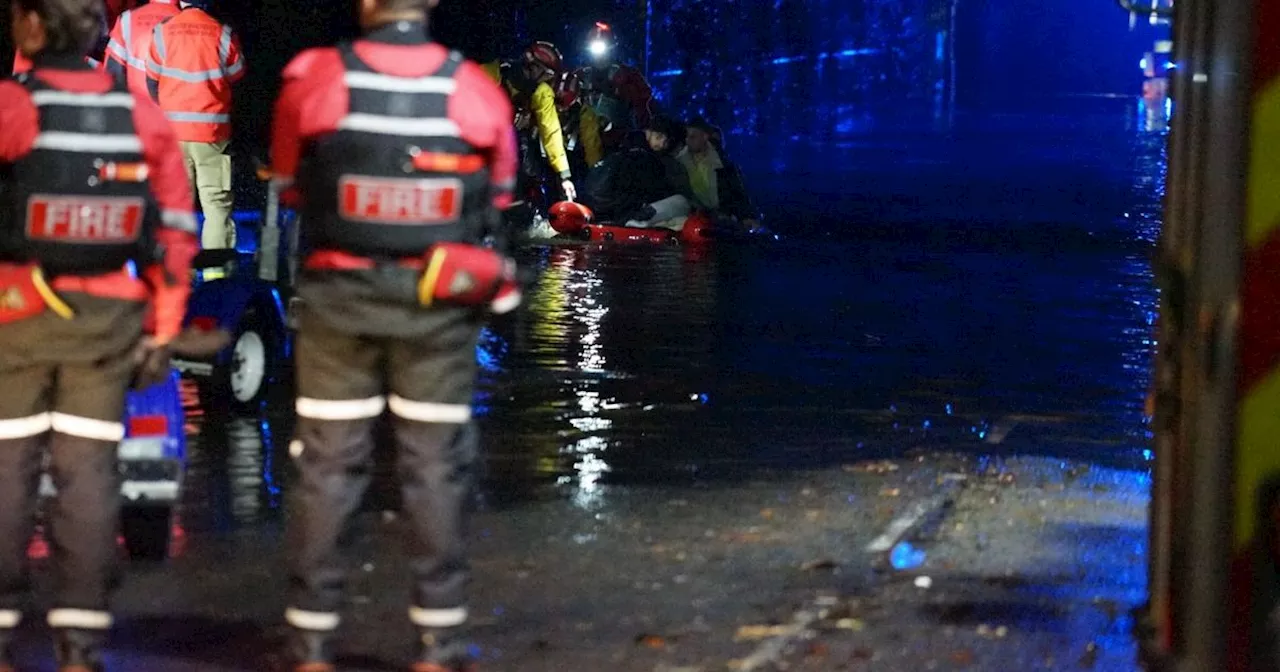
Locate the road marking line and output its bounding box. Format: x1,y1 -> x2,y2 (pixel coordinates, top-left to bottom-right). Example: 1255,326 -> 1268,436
866,498 -> 936,552
735,601 -> 827,671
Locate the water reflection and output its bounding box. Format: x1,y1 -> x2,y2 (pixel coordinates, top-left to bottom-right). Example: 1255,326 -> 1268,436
183,405 -> 284,533
183,120 -> 1166,520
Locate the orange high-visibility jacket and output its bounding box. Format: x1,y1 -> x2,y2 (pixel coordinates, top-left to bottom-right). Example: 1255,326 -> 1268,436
106,0 -> 180,97
145,7 -> 244,143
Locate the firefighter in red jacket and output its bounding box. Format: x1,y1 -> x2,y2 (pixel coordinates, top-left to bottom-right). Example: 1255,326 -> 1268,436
104,0 -> 179,97
270,0 -> 518,669
576,22 -> 655,153
11,0 -> 119,76
0,0 -> 198,670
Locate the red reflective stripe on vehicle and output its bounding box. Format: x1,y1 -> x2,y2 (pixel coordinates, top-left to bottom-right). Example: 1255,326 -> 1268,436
1238,231 -> 1280,395
128,414 -> 168,437
1255,0 -> 1280,93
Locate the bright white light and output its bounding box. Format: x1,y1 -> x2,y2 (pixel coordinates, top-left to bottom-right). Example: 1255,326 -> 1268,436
589,39 -> 608,57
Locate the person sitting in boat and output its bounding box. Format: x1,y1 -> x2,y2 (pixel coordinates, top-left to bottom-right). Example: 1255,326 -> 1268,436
576,115 -> 686,227
610,114 -> 697,229
677,117 -> 761,232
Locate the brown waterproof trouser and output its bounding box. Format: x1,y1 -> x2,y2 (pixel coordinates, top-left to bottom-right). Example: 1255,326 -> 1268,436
284,297 -> 482,635
0,294 -> 144,633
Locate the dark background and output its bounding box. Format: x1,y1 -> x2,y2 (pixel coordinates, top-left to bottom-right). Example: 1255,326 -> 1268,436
1,0 -> 1168,160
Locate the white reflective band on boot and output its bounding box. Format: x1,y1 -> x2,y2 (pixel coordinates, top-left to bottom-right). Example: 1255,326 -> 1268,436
285,608 -> 340,631
50,413 -> 125,442
47,609 -> 112,629
387,396 -> 471,424
295,396 -> 386,420
408,606 -> 467,628
0,412 -> 52,439
0,610 -> 20,628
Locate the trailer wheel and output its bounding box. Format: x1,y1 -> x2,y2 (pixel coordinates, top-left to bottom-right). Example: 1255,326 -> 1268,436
120,506 -> 172,562
205,305 -> 279,413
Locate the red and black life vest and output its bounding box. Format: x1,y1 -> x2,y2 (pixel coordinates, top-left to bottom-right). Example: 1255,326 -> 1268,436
299,44 -> 491,258
3,77 -> 154,275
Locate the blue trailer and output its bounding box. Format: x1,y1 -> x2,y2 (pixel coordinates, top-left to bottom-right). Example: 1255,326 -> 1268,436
172,179 -> 298,412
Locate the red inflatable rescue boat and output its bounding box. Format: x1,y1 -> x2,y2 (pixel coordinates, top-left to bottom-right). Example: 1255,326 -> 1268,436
548,201 -> 713,244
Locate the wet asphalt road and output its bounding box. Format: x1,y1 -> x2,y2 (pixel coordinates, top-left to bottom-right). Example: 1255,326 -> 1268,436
14,111 -> 1160,670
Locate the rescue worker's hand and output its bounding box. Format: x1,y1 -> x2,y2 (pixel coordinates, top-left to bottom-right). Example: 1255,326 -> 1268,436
132,336 -> 173,390
169,326 -> 234,357
561,179 -> 577,202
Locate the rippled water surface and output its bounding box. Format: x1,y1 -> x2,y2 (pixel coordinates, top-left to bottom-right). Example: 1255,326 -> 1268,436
183,113 -> 1166,532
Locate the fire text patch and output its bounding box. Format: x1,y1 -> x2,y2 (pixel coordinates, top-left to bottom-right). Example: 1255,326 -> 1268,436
26,195 -> 144,243
339,176 -> 462,225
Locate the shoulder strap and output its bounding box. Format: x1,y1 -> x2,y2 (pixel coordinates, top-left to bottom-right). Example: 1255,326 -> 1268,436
340,41 -> 463,80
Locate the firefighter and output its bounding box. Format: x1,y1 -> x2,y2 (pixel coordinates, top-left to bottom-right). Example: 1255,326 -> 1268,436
11,0 -> 116,76
553,69 -> 604,182
481,41 -> 577,207
0,0 -> 199,669
145,0 -> 244,257
576,22 -> 655,153
104,0 -> 179,96
270,0 -> 518,668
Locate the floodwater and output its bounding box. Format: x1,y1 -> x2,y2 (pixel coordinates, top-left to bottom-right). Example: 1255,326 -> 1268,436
181,107 -> 1165,534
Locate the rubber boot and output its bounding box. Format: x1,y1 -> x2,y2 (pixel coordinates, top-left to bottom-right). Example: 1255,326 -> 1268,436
410,628 -> 473,672
53,628 -> 105,672
0,628 -> 14,672
287,628 -> 337,672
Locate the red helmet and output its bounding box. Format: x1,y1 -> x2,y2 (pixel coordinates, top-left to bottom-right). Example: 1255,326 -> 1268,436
523,41 -> 564,73
553,71 -> 582,111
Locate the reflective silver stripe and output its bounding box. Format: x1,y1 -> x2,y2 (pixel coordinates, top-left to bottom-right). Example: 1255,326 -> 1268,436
121,480 -> 179,502
121,11 -> 133,51
408,606 -> 467,628
0,413 -> 52,439
337,114 -> 459,137
343,71 -> 456,94
386,396 -> 471,424
285,608 -> 339,631
162,209 -> 198,233
151,63 -> 230,83
51,413 -> 125,442
0,610 -> 20,628
224,58 -> 244,79
31,90 -> 134,108
33,132 -> 141,153
108,39 -> 128,60
48,609 -> 112,630
295,396 -> 386,420
217,25 -> 232,65
270,176 -> 294,191
151,24 -> 167,61
166,111 -> 230,123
